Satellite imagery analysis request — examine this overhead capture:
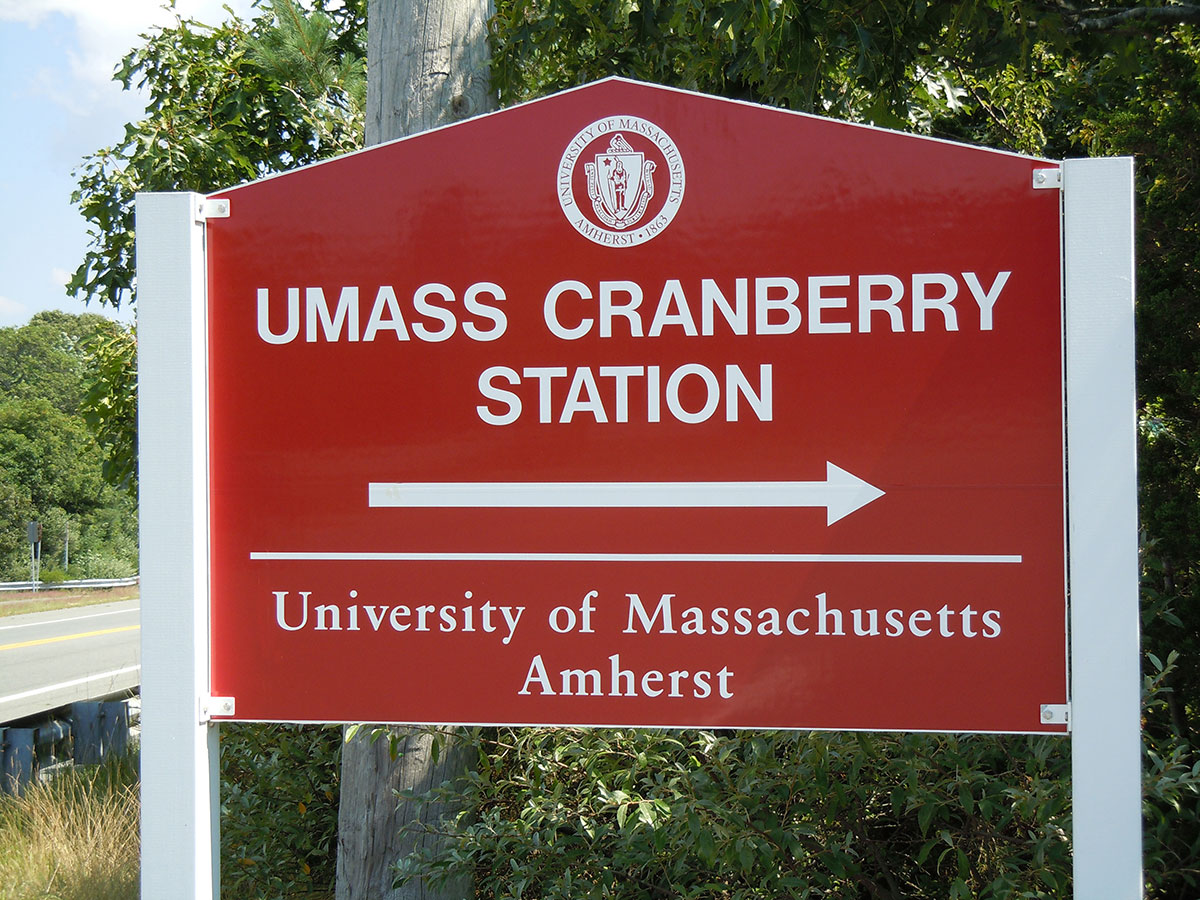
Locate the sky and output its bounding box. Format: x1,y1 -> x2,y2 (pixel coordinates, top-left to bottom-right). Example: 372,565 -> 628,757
0,0 -> 256,329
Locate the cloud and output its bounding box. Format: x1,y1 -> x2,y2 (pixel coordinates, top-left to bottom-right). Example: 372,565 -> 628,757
0,294 -> 29,324
50,267 -> 71,288
1,0 -> 258,99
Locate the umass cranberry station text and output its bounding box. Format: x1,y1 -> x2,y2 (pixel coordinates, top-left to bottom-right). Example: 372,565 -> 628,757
255,271 -> 1012,425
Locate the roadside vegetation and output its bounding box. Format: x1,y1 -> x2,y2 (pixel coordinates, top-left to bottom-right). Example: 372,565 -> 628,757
0,756 -> 139,900
0,312 -> 138,583
0,727 -> 340,900
0,585 -> 139,619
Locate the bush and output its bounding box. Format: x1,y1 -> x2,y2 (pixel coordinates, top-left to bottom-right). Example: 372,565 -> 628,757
399,727 -> 1073,900
1142,652 -> 1200,895
68,550 -> 135,580
220,723 -> 342,899
38,567 -> 67,585
390,648 -> 1199,900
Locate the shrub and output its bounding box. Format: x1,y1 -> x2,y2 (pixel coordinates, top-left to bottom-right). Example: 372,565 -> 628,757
38,567 -> 67,585
399,727 -> 1073,900
220,723 -> 343,899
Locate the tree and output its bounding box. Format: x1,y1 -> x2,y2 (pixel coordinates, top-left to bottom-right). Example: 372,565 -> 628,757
81,324 -> 138,492
335,2 -> 494,898
0,310 -> 114,415
1042,0 -> 1200,32
0,313 -> 139,579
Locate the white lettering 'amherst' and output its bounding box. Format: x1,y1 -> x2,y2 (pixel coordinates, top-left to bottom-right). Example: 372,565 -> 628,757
517,653 -> 734,699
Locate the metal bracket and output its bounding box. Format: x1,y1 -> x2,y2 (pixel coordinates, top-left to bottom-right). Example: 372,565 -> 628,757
200,696 -> 236,723
1032,168 -> 1062,190
1040,703 -> 1070,726
195,198 -> 230,221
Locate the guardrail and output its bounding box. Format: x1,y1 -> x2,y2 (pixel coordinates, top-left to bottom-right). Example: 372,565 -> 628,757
0,576 -> 139,593
1,699 -> 138,794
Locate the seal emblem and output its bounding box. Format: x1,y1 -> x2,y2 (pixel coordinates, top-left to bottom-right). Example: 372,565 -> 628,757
586,133 -> 655,229
558,116 -> 685,247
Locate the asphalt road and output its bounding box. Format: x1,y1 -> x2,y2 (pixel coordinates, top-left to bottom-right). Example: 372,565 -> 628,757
0,599 -> 140,723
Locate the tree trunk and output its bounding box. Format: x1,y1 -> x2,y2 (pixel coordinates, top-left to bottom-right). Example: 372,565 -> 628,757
336,728 -> 473,899
336,2 -> 494,898
365,0 -> 494,144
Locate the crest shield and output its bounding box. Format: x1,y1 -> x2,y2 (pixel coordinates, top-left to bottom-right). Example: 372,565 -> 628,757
585,134 -> 656,229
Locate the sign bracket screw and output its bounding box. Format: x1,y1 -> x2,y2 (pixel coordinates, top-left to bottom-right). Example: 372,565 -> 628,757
199,696 -> 236,723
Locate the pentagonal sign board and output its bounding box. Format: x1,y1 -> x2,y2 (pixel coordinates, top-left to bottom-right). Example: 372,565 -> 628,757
205,78 -> 1066,733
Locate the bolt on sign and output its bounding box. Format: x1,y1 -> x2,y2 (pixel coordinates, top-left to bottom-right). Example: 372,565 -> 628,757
205,78 -> 1067,732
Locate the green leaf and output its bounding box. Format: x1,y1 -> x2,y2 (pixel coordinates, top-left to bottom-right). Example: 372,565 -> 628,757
917,801 -> 934,836
697,829 -> 717,865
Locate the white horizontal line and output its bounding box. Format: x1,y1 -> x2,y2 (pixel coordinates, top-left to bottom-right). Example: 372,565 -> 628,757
251,552 -> 1022,564
0,665 -> 140,707
0,605 -> 140,632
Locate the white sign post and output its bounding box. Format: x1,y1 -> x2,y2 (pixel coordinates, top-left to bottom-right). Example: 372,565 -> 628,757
1063,158 -> 1142,898
137,191 -> 219,899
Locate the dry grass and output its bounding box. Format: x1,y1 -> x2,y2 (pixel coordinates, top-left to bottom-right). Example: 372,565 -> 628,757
0,759 -> 139,900
0,585 -> 139,619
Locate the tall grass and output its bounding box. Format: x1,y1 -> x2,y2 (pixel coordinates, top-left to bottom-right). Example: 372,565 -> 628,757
0,756 -> 139,900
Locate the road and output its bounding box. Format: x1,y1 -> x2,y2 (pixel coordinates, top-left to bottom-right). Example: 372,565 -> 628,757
0,599 -> 140,723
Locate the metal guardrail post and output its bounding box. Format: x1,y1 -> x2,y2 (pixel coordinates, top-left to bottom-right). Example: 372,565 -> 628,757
102,701 -> 131,758
70,701 -> 131,765
1,727 -> 35,795
71,702 -> 104,765
35,719 -> 72,769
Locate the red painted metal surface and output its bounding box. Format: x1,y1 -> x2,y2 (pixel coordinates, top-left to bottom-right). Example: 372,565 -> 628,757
205,78 -> 1066,732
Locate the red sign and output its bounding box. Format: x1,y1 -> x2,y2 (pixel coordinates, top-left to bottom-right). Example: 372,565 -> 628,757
206,78 -> 1067,733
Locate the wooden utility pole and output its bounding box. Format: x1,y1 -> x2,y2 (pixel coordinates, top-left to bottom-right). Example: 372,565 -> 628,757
335,1 -> 494,897
365,0 -> 494,144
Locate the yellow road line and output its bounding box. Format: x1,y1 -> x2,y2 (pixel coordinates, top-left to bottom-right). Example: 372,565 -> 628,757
0,624 -> 140,652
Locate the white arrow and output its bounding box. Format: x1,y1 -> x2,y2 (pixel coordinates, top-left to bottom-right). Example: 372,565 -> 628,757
368,461 -> 884,526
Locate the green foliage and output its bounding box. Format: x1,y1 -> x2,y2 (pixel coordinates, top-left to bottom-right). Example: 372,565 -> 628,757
220,724 -> 343,899
0,400 -> 106,513
81,326 -> 138,493
0,310 -> 117,415
0,313 -> 138,581
1052,29 -> 1200,895
0,469 -> 35,580
248,0 -> 367,148
398,727 -> 1072,899
493,0 -> 980,122
488,0 -> 1132,145
37,566 -> 68,585
1099,29 -> 1200,711
1142,651 -> 1200,890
